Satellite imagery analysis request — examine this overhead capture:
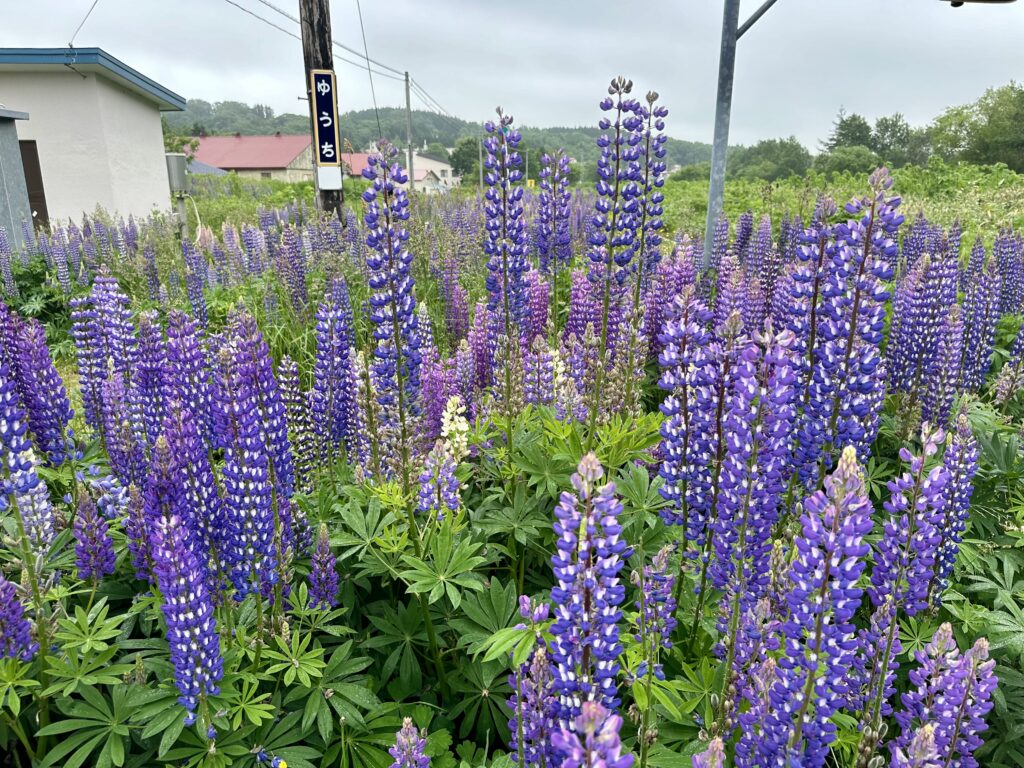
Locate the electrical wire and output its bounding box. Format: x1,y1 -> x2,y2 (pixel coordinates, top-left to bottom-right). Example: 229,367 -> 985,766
354,0 -> 383,139
252,0 -> 405,77
69,0 -> 101,47
411,78 -> 453,118
219,0 -> 402,80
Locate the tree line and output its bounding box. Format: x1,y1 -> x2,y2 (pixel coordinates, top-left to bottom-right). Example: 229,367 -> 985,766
164,82 -> 1024,182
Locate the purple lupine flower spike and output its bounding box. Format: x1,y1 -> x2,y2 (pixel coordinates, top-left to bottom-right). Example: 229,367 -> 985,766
692,738 -> 725,768
163,404 -> 226,589
483,108 -> 530,343
891,624 -> 997,768
166,310 -> 216,449
215,344 -> 276,599
73,492 -> 116,582
633,545 -> 677,681
311,279 -> 360,467
549,453 -> 632,723
929,412 -> 979,605
416,445 -> 460,523
309,523 -> 339,610
151,513 -> 223,724
362,140 -> 423,458
551,701 -> 633,768
0,573 -> 37,662
870,425 -> 949,617
657,288 -> 715,536
13,317 -> 75,466
389,718 -> 429,768
0,359 -> 54,553
508,646 -> 558,768
134,311 -> 167,452
745,446 -> 873,766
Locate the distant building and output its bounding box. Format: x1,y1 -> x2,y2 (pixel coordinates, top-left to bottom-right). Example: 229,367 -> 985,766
413,151 -> 459,188
0,47 -> 185,228
186,158 -> 228,177
340,152 -> 371,178
411,169 -> 445,194
192,134 -> 313,182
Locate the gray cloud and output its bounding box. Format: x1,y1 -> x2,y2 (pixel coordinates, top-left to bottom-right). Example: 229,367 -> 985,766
3,0 -> 1022,147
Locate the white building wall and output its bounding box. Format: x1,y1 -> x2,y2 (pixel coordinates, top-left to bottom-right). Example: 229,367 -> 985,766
95,76 -> 172,220
412,153 -> 459,187
0,70 -> 171,223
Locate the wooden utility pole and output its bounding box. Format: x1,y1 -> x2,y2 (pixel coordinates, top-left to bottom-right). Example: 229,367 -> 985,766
300,0 -> 343,219
405,71 -> 415,192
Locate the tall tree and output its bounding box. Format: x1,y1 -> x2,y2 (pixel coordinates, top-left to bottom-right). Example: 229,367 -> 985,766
823,108 -> 873,152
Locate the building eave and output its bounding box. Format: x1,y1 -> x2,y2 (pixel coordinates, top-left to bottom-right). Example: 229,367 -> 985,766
0,48 -> 186,111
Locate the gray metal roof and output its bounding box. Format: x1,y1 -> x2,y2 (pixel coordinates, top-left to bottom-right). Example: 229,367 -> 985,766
0,48 -> 185,111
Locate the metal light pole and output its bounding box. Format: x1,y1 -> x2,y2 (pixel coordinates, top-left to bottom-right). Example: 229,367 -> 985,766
702,0 -> 781,269
405,71 -> 415,192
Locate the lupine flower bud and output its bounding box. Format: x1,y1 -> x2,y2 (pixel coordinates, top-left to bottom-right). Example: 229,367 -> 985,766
73,492 -> 115,582
309,523 -> 339,610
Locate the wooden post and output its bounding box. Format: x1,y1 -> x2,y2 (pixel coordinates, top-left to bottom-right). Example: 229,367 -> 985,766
300,0 -> 343,218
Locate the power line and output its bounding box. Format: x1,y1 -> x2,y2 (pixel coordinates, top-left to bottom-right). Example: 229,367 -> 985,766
411,78 -> 453,118
219,0 -> 403,80
68,0 -> 102,47
354,0 -> 382,139
252,0 -> 405,77
410,83 -> 451,120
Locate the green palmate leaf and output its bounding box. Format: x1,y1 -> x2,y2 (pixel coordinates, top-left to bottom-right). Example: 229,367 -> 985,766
264,631 -> 327,687
322,703 -> 404,768
0,658 -> 40,718
450,579 -> 520,655
983,602 -> 1024,663
448,659 -> 512,741
223,678 -> 277,729
334,495 -> 396,562
43,643 -> 135,697
38,684 -> 147,768
477,624 -> 538,668
54,598 -> 127,655
283,640 -> 380,739
399,525 -> 486,609
364,600 -> 428,695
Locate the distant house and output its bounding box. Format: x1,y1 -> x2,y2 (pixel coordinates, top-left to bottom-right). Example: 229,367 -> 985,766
411,169 -> 445,194
192,134 -> 313,182
340,152 -> 371,178
413,151 -> 459,188
0,47 -> 185,230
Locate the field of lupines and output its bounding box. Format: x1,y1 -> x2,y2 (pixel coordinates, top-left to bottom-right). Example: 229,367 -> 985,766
1,78 -> 1024,768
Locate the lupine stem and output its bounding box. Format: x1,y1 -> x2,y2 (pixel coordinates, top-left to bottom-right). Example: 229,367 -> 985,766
587,96 -> 626,451
378,160 -> 449,698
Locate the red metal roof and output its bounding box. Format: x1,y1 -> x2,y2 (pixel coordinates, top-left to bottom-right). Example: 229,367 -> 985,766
340,152 -> 371,176
193,134 -> 310,170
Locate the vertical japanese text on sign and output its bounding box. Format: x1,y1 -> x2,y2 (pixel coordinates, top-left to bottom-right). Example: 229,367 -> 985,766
310,69 -> 341,167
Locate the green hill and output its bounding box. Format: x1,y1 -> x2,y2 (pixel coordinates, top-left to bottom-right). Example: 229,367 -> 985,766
164,100 -> 713,168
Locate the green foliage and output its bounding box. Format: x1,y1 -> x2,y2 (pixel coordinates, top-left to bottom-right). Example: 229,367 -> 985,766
728,136 -> 811,181
932,82 -> 1024,172
813,144 -> 882,177
823,108 -> 874,152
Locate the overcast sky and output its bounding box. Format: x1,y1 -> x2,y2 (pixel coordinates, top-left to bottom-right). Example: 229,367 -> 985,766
3,0 -> 1022,147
